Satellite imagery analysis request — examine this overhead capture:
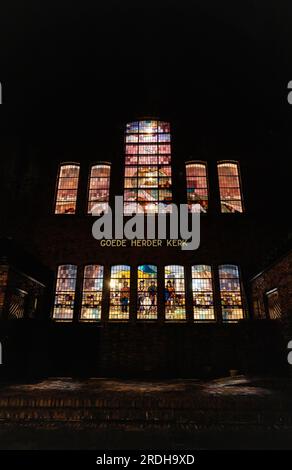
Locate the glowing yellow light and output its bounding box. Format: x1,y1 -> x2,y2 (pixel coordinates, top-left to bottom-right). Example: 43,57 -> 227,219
145,203 -> 156,212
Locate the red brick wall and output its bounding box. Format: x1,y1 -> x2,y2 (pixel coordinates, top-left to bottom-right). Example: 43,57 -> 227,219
251,251 -> 292,323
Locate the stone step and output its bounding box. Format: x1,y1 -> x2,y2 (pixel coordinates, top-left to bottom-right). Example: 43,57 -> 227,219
1,407 -> 292,426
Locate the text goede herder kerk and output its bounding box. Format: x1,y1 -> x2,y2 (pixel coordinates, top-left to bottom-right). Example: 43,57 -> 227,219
98,238 -> 188,247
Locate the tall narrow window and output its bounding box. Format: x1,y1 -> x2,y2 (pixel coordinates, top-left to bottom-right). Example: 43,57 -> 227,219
164,265 -> 186,320
55,164 -> 80,214
192,265 -> 215,321
124,120 -> 172,214
217,162 -> 243,213
88,164 -> 111,215
7,289 -> 27,320
266,288 -> 282,320
109,265 -> 131,320
80,265 -> 104,321
137,265 -> 158,320
186,162 -> 208,212
219,265 -> 244,322
53,265 -> 77,320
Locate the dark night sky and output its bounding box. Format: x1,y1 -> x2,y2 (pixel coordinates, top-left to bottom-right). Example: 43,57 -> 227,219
0,1 -> 291,259
1,0 -> 292,137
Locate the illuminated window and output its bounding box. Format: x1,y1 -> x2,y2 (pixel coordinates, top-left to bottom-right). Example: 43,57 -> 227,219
164,265 -> 186,320
186,162 -> 208,212
109,265 -> 131,320
217,162 -> 243,213
124,120 -> 172,214
192,265 -> 215,321
55,164 -> 80,214
219,265 -> 244,322
137,265 -> 157,320
53,265 -> 77,320
88,164 -> 111,215
80,265 -> 104,321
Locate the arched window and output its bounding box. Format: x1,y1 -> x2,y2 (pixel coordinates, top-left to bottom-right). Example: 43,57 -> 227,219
137,265 -> 158,320
217,162 -> 243,213
53,265 -> 77,320
192,265 -> 215,321
164,265 -> 186,320
124,120 -> 172,214
55,164 -> 80,214
88,164 -> 111,215
219,264 -> 244,322
80,265 -> 104,321
186,162 -> 208,212
109,265 -> 131,320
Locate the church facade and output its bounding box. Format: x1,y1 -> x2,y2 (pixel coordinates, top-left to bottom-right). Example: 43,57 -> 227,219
0,118 -> 289,378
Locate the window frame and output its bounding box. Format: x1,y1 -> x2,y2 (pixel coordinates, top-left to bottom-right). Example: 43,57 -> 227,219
265,287 -> 282,320
52,264 -> 78,322
123,120 -> 173,215
87,162 -> 111,216
136,263 -> 158,321
54,162 -> 81,215
218,263 -> 245,322
185,160 -> 209,214
164,264 -> 187,321
191,264 -> 216,322
79,264 -> 105,322
217,160 -> 244,214
108,264 -> 131,321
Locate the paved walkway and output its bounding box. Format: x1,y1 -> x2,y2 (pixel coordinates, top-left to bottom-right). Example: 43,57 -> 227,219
1,374 -> 289,396
0,376 -> 292,449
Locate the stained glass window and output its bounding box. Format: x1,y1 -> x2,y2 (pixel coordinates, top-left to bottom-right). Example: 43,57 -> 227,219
53,265 -> 77,320
88,164 -> 111,215
164,265 -> 186,320
192,265 -> 215,321
217,162 -> 243,213
80,265 -> 104,321
219,265 -> 244,322
55,164 -> 80,214
109,265 -> 131,320
186,162 -> 208,212
124,120 -> 172,214
137,265 -> 158,320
